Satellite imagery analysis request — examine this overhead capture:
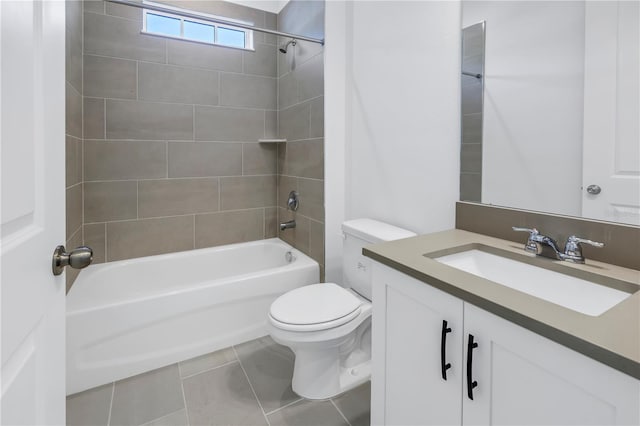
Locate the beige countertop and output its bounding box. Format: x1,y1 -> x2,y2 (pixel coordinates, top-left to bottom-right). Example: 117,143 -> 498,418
363,229 -> 640,379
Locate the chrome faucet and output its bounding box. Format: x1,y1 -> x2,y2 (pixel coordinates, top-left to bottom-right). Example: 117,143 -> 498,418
280,220 -> 296,231
512,227 -> 604,264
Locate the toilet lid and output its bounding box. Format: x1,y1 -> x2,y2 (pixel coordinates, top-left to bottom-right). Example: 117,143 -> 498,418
269,283 -> 362,331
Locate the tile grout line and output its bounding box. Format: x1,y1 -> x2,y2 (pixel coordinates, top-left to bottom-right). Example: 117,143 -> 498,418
330,399 -> 353,426
179,375 -> 191,426
106,382 -> 115,426
231,346 -> 271,426
263,397 -> 303,417
139,408 -> 186,426
179,359 -> 239,380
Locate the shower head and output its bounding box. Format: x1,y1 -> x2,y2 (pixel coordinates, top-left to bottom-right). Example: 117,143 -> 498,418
279,39 -> 297,54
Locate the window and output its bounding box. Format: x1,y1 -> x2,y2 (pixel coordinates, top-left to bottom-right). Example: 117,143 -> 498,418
142,1 -> 253,50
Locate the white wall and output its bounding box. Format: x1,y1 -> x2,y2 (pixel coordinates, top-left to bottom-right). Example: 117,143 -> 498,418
324,1 -> 461,282
463,1 -> 585,216
346,1 -> 461,233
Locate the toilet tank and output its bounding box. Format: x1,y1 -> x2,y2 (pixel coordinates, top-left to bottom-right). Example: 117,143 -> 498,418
342,219 -> 416,300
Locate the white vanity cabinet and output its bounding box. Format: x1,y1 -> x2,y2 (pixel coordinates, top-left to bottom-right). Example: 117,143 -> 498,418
371,263 -> 640,426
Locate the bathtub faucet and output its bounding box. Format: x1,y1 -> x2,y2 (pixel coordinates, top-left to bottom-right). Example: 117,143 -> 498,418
280,220 -> 296,231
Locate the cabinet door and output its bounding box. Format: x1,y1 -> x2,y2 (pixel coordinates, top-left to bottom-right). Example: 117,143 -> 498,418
463,303 -> 640,426
372,264 -> 464,425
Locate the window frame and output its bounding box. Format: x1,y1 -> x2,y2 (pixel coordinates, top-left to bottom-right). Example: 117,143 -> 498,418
141,1 -> 254,51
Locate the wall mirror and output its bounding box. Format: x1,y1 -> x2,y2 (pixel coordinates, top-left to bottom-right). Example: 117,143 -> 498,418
459,0 -> 639,226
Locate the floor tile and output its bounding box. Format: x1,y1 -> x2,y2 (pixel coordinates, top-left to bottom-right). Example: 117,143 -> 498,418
267,399 -> 349,426
110,364 -> 185,426
182,362 -> 267,426
332,382 -> 371,426
66,383 -> 113,426
234,336 -> 299,414
178,347 -> 237,378
140,409 -> 188,426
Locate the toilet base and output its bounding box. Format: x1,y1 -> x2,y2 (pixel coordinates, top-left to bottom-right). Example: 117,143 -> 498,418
291,348 -> 371,400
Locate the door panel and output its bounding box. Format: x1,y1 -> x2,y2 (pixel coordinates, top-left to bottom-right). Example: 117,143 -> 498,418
463,304 -> 640,426
582,1 -> 640,225
378,265 -> 464,426
1,0 -> 66,424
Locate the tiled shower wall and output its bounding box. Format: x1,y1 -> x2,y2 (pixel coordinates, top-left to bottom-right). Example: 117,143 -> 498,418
460,22 -> 485,202
66,0 -> 84,290
276,0 -> 325,279
80,0 -> 280,264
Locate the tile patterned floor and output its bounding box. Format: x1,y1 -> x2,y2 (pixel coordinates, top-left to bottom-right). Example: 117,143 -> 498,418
66,336 -> 371,426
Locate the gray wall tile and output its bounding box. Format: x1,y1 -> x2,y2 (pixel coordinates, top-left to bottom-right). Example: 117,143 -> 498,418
84,98 -> 105,139
84,12 -> 166,62
195,106 -> 265,142
278,71 -> 297,110
84,55 -> 137,99
195,209 -> 264,248
220,175 -> 277,210
138,62 -> 220,105
243,43 -> 277,77
65,226 -> 83,292
83,223 -> 106,264
84,140 -> 167,181
107,216 -> 194,261
296,54 -> 323,102
83,0 -> 105,14
219,73 -> 276,109
279,102 -> 310,142
66,83 -> 82,138
66,184 -> 83,241
461,80 -> 483,115
309,219 -> 324,265
297,178 -> 323,222
168,142 -> 242,178
84,181 -> 138,223
265,207 -> 278,238
138,178 -> 219,218
106,100 -> 194,140
243,143 -> 277,175
460,143 -> 482,174
66,27 -> 83,93
277,175 -> 298,208
279,139 -> 324,179
167,39 -> 242,72
462,113 -> 482,143
66,136 -> 83,188
265,110 -> 278,139
460,172 -> 482,202
309,96 -> 324,138
278,207 -> 309,254
105,1 -> 142,21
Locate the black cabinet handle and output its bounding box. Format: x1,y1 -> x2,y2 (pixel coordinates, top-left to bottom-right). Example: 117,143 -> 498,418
440,320 -> 452,380
466,334 -> 479,400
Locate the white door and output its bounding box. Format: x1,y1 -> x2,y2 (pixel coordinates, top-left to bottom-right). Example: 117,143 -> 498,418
582,0 -> 640,226
462,303 -> 639,426
1,1 -> 66,424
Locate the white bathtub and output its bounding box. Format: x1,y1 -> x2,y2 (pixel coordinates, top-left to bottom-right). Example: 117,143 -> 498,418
66,238 -> 318,395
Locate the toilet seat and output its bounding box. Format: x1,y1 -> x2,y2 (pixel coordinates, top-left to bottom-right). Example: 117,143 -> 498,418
269,283 -> 363,332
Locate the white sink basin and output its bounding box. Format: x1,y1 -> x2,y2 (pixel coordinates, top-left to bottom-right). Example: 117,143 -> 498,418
435,249 -> 632,316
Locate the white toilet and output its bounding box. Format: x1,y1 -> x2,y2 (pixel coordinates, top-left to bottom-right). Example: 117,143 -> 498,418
268,218 -> 416,400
